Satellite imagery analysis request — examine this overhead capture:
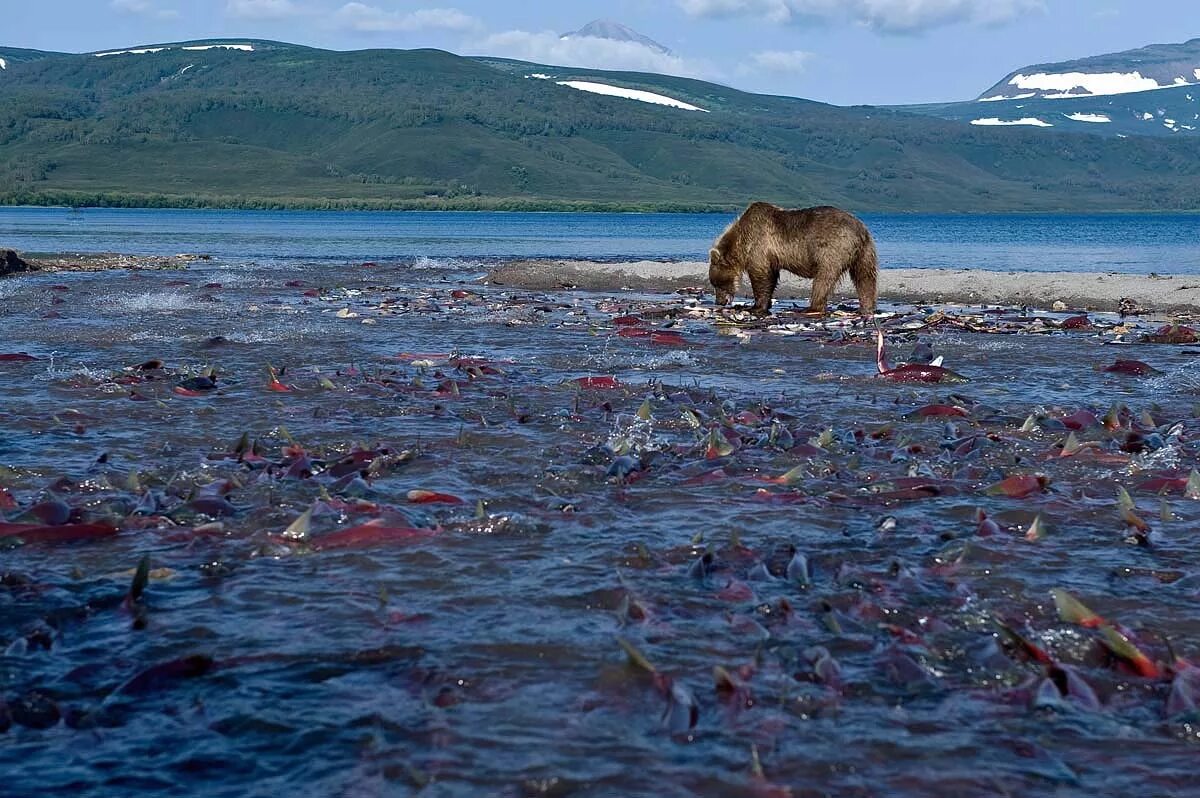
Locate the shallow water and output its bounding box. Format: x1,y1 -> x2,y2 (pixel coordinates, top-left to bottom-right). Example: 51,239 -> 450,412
1,259 -> 1200,797
4,206 -> 1200,273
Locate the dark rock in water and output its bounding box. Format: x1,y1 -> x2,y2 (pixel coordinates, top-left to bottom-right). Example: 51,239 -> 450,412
11,691 -> 60,729
0,249 -> 35,277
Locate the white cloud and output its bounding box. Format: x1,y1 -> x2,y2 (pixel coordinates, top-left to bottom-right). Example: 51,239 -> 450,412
226,0 -> 301,19
335,3 -> 481,33
677,0 -> 1044,33
746,49 -> 813,73
474,29 -> 712,79
111,0 -> 179,19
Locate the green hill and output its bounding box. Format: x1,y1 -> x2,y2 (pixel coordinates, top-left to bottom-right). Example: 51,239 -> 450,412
893,85 -> 1200,139
1,40 -> 1198,211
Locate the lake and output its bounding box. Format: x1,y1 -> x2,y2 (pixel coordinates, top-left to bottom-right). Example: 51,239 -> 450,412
2,206 -> 1199,273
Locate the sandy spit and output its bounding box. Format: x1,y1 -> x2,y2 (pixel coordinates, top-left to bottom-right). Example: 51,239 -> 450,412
484,259 -> 1200,315
4,252 -> 208,274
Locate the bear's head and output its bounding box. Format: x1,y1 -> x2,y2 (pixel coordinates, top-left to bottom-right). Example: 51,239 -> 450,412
708,248 -> 737,306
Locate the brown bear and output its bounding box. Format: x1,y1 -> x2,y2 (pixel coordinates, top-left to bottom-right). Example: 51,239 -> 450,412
708,202 -> 878,316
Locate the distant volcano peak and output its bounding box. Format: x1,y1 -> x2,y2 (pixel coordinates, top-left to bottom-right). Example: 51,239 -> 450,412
560,19 -> 672,55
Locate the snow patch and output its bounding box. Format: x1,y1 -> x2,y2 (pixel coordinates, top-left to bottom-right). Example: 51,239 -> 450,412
1065,112 -> 1110,123
1142,112 -> 1155,120
978,92 -> 1035,102
1195,69 -> 1200,80
970,117 -> 1053,127
182,44 -> 254,52
526,73 -> 553,80
95,43 -> 253,58
1009,70 -> 1186,99
96,47 -> 168,57
555,80 -> 708,112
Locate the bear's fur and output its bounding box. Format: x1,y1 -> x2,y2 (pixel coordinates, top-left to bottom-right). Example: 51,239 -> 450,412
708,202 -> 878,316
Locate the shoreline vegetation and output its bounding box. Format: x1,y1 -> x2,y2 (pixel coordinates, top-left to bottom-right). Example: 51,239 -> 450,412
4,248 -> 1197,316
3,194 -> 1200,214
0,192 -> 737,214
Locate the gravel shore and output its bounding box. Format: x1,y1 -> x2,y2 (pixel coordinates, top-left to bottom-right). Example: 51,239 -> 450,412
485,259 -> 1200,315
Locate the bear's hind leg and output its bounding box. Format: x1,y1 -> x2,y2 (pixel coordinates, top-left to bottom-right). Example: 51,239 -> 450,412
749,270 -> 779,315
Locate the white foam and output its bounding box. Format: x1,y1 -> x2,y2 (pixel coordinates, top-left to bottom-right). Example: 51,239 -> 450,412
970,117 -> 1053,127
0,58 -> 7,70
1007,69 -> 1198,99
1065,112 -> 1110,123
555,80 -> 708,112
96,47 -> 168,57
182,44 -> 254,52
112,292 -> 195,312
1195,69 -> 1200,80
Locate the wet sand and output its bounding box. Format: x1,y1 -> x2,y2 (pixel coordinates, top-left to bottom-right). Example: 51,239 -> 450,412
486,259 -> 1200,315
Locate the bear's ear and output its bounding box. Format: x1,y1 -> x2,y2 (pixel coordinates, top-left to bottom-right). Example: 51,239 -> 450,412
709,248 -> 722,264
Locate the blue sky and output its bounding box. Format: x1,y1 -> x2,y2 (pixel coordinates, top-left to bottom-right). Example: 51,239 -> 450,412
5,1 -> 1195,104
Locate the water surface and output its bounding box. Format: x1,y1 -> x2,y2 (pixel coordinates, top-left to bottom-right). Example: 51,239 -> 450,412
2,206 -> 1198,273
1,256 -> 1199,797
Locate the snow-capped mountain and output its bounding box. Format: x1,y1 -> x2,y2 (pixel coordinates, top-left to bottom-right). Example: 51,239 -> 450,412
978,37 -> 1200,101
559,20 -> 672,56
894,37 -> 1200,137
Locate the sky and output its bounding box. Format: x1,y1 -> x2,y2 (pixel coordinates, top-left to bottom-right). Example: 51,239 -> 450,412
4,1 -> 1197,105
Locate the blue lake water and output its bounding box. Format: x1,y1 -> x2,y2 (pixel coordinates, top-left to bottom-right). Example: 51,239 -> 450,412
2,206 -> 1198,273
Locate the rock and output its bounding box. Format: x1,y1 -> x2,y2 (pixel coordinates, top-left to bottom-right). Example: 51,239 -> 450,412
1118,297 -> 1143,318
0,249 -> 35,277
1052,300 -> 1067,312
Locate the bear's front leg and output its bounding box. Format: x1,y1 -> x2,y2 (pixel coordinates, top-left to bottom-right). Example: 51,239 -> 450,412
748,270 -> 779,316
806,274 -> 836,316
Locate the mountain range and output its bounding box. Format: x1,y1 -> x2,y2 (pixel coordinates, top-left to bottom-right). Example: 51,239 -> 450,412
900,37 -> 1200,139
0,33 -> 1198,212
